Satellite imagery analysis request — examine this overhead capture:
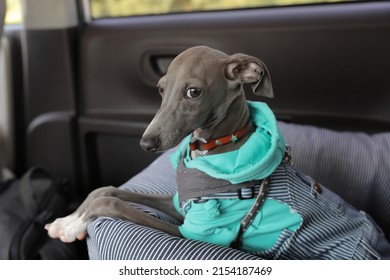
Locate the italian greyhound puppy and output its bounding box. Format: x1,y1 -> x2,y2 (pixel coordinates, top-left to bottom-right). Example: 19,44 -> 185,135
45,46 -> 270,243
45,46 -> 390,259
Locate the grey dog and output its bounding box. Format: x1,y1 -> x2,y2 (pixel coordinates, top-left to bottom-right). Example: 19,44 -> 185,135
45,46 -> 389,259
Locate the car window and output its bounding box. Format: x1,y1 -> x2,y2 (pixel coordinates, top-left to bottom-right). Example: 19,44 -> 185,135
4,0 -> 22,24
3,0 -> 365,24
90,0 -> 363,19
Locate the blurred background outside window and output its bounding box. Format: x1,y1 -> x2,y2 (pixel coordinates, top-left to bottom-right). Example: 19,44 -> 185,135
4,0 -> 362,24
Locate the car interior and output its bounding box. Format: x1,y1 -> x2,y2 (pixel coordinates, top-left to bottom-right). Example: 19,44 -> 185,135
0,0 -> 389,259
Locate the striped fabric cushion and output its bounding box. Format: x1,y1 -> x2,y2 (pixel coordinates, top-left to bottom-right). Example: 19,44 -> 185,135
87,121 -> 390,259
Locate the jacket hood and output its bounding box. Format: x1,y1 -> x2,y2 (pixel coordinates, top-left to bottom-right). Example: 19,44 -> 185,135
170,101 -> 285,183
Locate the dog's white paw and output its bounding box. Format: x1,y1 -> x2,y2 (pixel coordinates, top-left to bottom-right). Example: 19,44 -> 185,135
45,213 -> 88,243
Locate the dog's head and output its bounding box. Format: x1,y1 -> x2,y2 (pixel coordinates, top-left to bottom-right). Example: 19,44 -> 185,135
140,46 -> 273,153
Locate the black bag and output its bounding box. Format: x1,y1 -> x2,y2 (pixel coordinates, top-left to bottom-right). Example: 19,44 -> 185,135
0,166 -> 87,259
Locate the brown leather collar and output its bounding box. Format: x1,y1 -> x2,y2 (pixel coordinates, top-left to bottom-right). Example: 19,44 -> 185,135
189,121 -> 253,154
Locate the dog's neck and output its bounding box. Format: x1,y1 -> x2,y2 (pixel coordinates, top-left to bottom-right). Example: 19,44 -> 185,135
192,95 -> 253,158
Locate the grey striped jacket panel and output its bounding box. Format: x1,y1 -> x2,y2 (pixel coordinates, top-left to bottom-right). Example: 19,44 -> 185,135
257,163 -> 383,259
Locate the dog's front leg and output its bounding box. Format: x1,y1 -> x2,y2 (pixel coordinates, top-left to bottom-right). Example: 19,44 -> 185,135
45,187 -> 182,243
106,187 -> 184,223
82,196 -> 183,237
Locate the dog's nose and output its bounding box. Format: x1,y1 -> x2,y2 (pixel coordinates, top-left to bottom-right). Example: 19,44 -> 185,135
140,136 -> 161,153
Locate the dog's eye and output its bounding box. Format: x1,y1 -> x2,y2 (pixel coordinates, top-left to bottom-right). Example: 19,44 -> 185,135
186,88 -> 202,99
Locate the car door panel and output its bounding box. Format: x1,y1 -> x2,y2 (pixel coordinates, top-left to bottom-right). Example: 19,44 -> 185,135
7,1 -> 389,194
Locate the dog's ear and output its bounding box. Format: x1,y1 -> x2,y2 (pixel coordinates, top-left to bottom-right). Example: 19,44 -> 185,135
224,54 -> 273,98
